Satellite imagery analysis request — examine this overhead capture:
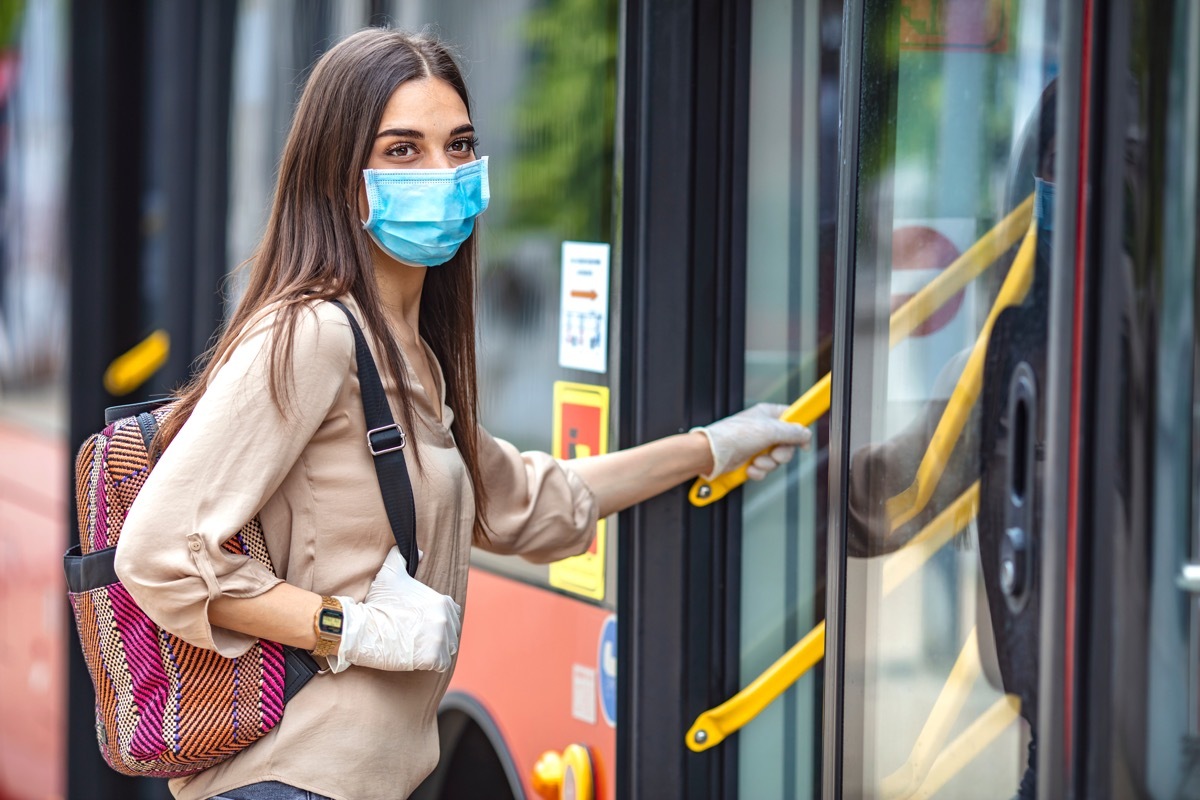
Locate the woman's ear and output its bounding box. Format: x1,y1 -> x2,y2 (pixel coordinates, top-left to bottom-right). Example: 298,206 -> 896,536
356,179 -> 370,222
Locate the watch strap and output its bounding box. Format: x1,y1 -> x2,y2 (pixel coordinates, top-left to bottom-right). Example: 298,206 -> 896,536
311,595 -> 343,658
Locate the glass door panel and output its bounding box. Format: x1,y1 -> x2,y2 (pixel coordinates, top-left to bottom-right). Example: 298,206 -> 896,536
739,0 -> 841,795
1149,3 -> 1200,790
835,1 -> 1060,796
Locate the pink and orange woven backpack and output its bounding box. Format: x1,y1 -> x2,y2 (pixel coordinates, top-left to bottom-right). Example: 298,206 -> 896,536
63,300 -> 418,778
64,401 -> 309,777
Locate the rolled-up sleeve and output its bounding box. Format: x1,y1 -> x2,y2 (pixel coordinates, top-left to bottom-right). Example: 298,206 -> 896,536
114,302 -> 353,657
475,427 -> 599,563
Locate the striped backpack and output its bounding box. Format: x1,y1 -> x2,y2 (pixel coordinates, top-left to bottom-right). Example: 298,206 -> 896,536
63,300 -> 419,777
64,399 -> 317,777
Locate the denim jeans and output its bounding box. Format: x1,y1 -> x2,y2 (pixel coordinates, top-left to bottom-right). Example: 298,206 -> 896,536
209,781 -> 333,800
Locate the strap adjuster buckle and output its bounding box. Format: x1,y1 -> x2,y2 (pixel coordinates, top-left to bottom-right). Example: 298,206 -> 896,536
367,424 -> 406,455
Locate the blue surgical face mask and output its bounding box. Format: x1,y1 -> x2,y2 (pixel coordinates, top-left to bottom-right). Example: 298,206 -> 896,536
362,156 -> 490,267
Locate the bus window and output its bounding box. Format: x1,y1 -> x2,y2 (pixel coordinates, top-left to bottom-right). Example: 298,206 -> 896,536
738,0 -> 841,796
833,1 -> 1060,796
389,0 -> 622,597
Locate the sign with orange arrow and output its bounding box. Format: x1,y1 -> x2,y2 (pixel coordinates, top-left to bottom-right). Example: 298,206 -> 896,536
558,241 -> 610,373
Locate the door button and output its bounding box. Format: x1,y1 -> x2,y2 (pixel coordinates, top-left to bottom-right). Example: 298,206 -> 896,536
1000,526 -> 1029,600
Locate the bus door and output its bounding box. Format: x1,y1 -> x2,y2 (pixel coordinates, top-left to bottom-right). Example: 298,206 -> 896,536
680,0 -> 842,797
825,0 -> 1063,796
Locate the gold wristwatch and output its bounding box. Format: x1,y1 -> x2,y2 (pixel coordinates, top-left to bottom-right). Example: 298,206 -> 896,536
311,596 -> 344,658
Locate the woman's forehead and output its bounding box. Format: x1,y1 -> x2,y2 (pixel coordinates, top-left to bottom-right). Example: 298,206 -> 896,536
377,77 -> 469,131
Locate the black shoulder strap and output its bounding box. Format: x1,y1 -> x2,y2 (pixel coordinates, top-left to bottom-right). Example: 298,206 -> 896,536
329,299 -> 420,578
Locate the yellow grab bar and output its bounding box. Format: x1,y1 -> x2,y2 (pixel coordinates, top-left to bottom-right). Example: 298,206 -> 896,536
689,374 -> 831,506
686,621 -> 826,752
103,329 -> 171,396
689,195 -> 1034,508
885,220 -> 1037,532
686,482 -> 979,752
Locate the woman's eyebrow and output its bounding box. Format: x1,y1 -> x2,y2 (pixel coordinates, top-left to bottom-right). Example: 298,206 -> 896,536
375,124 -> 475,140
376,127 -> 423,140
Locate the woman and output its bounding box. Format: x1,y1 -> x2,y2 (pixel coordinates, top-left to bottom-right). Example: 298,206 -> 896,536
115,27 -> 810,800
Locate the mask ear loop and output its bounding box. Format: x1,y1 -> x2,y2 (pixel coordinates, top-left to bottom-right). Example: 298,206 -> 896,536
357,170 -> 378,228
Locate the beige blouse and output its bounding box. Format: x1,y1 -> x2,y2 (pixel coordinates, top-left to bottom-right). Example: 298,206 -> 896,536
115,296 -> 598,800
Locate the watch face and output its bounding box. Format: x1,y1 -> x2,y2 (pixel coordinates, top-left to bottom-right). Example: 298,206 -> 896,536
317,608 -> 343,635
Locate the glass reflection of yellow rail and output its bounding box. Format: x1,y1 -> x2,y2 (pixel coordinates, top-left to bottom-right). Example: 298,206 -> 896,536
688,194 -> 1034,508
685,481 -> 979,752
878,627 -> 1020,800
880,627 -> 985,798
886,220 -> 1038,531
874,225 -> 1037,793
901,695 -> 1021,800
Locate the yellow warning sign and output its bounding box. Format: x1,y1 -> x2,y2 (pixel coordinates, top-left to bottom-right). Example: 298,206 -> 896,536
549,382 -> 610,601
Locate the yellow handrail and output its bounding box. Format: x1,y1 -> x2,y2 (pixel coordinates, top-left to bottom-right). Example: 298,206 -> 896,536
104,329 -> 171,396
688,374 -> 831,506
689,194 -> 1034,507
685,481 -> 979,752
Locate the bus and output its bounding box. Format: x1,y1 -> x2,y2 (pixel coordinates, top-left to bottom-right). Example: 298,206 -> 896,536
1,0 -> 1198,798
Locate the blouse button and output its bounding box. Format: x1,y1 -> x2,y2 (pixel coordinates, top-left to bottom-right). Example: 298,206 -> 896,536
188,540 -> 202,551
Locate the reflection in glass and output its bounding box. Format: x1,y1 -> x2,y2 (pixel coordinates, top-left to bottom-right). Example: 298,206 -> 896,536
840,2 -> 1058,796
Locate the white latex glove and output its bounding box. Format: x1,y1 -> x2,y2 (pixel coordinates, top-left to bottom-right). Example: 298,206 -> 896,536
693,402 -> 813,480
329,546 -> 462,674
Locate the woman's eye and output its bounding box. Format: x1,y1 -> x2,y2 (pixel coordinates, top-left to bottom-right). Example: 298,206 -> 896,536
449,136 -> 479,154
386,143 -> 415,157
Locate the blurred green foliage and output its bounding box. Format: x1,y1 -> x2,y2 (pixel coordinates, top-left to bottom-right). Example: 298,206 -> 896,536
0,0 -> 24,49
506,0 -> 618,244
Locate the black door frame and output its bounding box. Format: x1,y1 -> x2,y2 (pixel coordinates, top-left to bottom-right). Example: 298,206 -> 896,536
617,0 -> 752,796
67,4 -> 154,795
67,3 -> 242,797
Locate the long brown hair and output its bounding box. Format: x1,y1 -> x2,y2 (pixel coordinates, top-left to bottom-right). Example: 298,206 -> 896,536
156,28 -> 489,543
